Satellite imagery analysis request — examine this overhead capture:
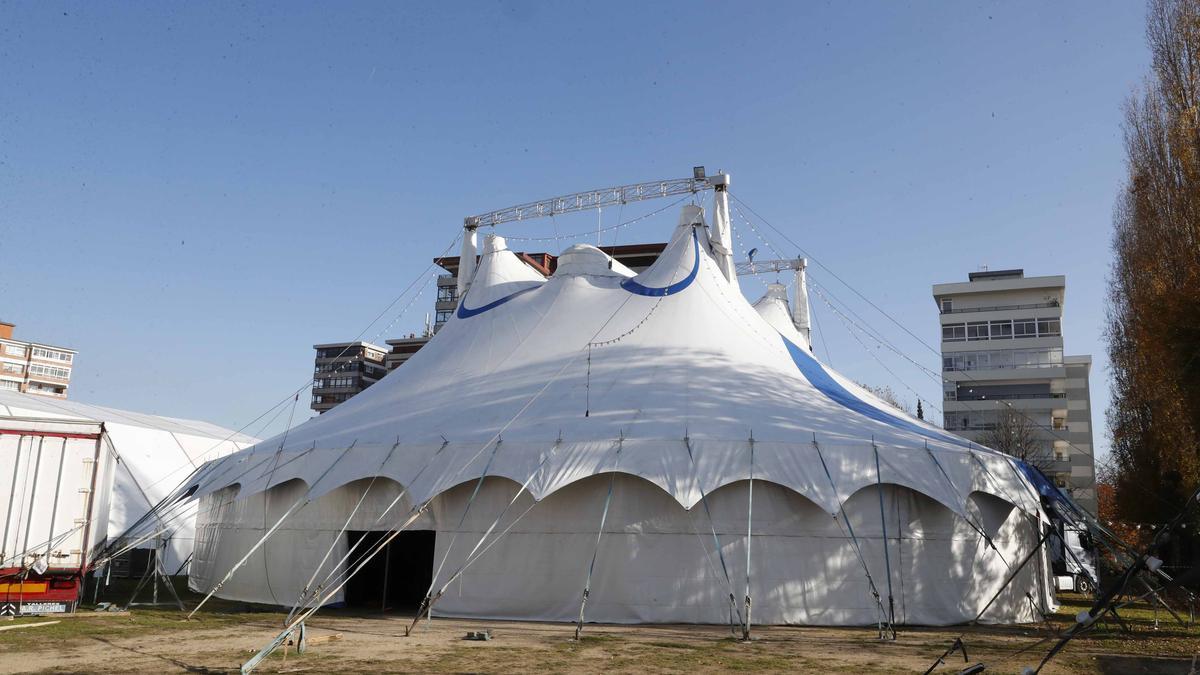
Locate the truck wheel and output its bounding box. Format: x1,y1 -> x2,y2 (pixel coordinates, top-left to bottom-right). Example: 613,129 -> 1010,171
1075,576 -> 1094,595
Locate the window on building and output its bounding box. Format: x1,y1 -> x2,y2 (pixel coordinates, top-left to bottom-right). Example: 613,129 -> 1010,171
943,347 -> 1064,372
941,324 -> 966,341
31,347 -> 71,362
1052,417 -> 1066,430
320,376 -> 356,388
989,320 -> 1013,339
966,322 -> 989,341
1,363 -> 22,375
3,344 -> 26,357
940,298 -> 953,313
0,380 -> 19,391
435,311 -> 452,324
963,352 -> 990,370
1037,319 -> 1061,337
437,286 -> 458,303
28,363 -> 70,379
1013,318 -> 1037,338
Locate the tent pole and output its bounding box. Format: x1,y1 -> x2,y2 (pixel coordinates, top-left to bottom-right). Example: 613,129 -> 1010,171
811,434 -> 888,637
155,537 -> 185,611
742,432 -> 754,641
872,440 -> 897,640
682,433 -> 744,633
380,540 -> 391,613
574,436 -> 622,640
152,541 -> 159,606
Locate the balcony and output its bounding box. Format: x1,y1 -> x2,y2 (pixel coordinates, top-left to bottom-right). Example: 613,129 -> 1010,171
27,372 -> 70,384
943,421 -> 1060,432
941,301 -> 1059,315
954,393 -> 1067,401
943,361 -> 1065,372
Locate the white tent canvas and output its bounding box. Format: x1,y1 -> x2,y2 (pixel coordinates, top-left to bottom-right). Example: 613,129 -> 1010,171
0,391 -> 257,572
184,201 -> 1056,626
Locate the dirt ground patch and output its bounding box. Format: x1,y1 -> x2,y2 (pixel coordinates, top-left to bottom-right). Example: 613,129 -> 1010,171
0,595 -> 1196,674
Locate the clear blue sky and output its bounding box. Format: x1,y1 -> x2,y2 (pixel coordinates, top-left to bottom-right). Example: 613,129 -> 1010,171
1,1 -> 1147,463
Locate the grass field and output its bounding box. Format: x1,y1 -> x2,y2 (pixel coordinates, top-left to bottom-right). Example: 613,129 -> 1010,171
0,581 -> 1195,673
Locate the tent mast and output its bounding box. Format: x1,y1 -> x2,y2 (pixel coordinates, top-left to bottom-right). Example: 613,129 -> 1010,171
872,439 -> 898,640
742,431 -> 755,641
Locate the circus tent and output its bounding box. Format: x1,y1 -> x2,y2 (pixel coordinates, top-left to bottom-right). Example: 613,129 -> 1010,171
182,194 -> 1055,628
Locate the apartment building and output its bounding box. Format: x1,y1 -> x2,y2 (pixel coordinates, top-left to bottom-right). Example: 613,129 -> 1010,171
384,334 -> 431,371
932,270 -> 1097,513
0,321 -> 77,399
310,341 -> 388,414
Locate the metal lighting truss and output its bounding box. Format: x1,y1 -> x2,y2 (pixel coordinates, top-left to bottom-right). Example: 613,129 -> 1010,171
735,258 -> 805,277
465,174 -> 715,228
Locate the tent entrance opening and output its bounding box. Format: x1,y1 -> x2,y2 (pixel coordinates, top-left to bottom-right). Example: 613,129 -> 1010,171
344,530 -> 435,612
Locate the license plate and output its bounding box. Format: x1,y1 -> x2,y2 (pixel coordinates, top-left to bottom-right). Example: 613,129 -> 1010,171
19,602 -> 70,614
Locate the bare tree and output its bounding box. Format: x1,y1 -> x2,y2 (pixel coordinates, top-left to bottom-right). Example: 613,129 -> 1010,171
980,409 -> 1052,473
857,383 -> 912,416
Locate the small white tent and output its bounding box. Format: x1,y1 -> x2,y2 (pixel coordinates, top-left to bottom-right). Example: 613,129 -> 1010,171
0,391 -> 257,573
184,204 -> 1055,627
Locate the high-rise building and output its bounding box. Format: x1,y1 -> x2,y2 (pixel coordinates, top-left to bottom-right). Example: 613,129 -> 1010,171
0,321 -> 77,399
310,341 -> 388,414
932,269 -> 1097,513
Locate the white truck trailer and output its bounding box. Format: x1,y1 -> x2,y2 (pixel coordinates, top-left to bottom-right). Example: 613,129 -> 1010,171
0,392 -> 256,614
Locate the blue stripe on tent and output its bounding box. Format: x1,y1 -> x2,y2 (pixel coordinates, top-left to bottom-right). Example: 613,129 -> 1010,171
780,334 -> 969,448
620,229 -> 700,297
456,284 -> 541,319
1015,460 -> 1080,516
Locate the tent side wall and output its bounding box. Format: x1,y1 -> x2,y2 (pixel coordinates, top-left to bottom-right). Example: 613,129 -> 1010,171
102,426 -> 251,574
189,474 -> 1048,625
189,478 -> 430,606
427,475 -> 1045,625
